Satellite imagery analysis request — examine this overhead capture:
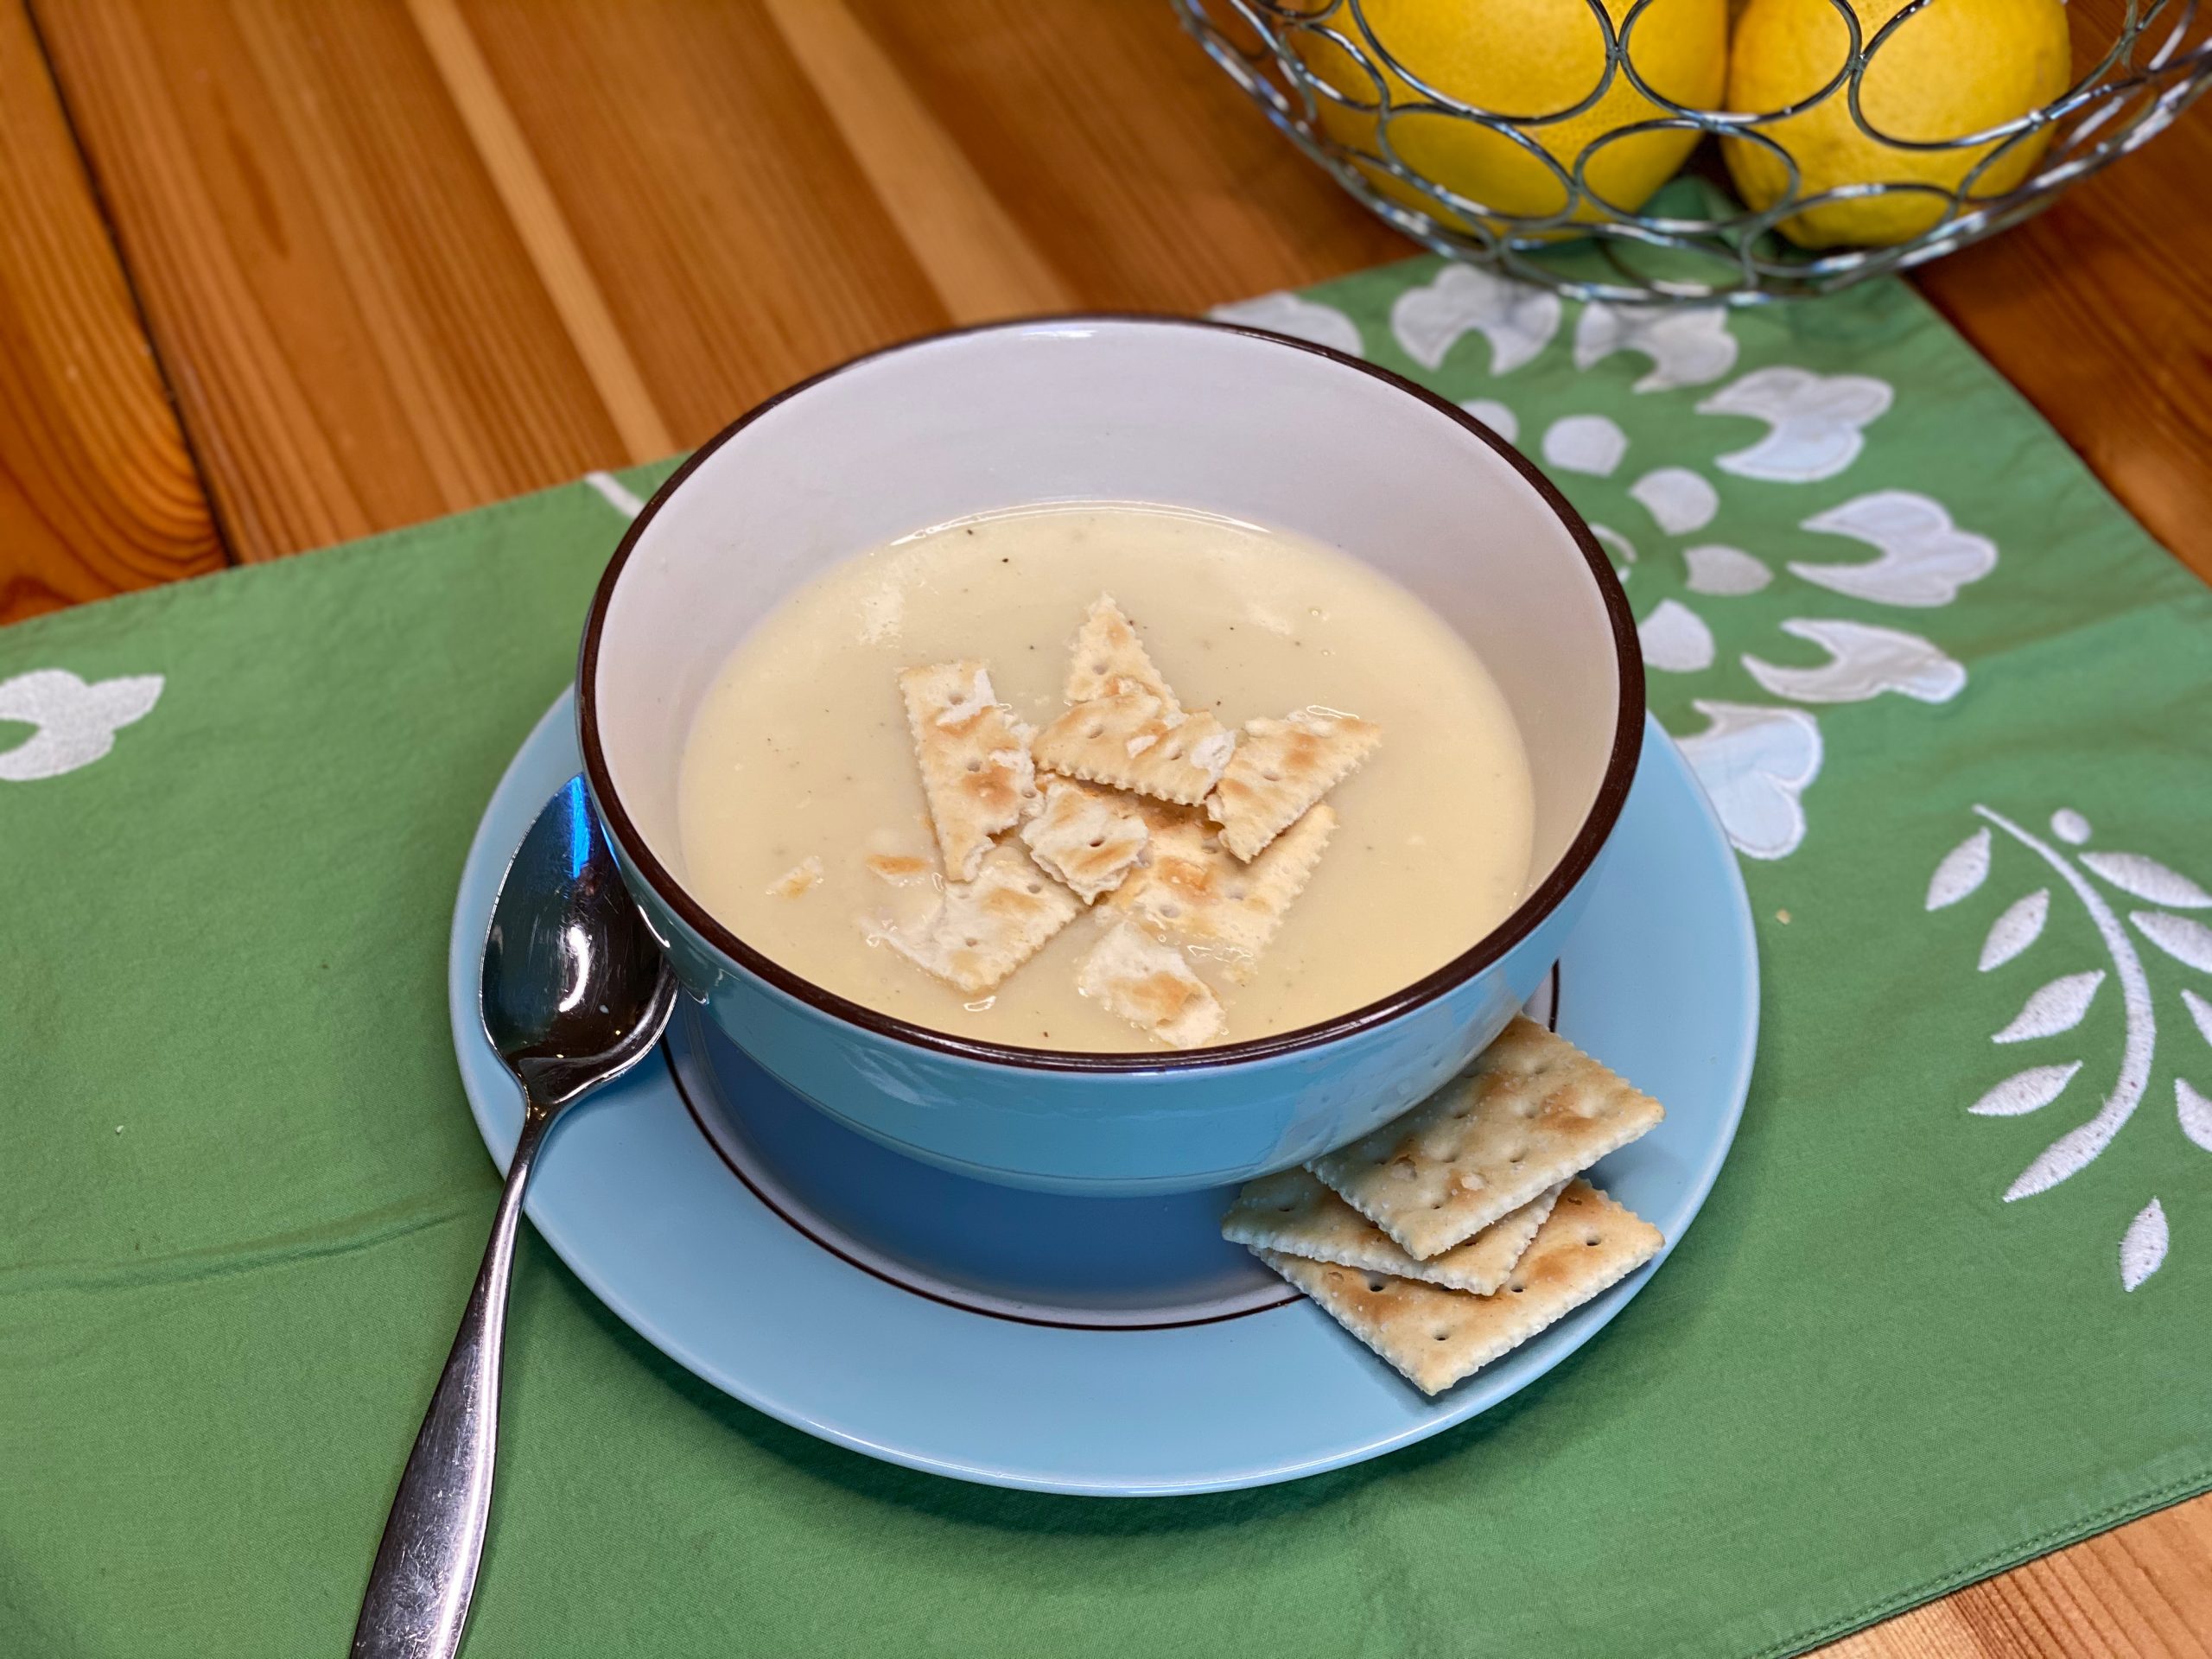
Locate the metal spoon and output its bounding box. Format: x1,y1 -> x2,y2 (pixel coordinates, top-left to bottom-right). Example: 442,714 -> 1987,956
353,775 -> 678,1659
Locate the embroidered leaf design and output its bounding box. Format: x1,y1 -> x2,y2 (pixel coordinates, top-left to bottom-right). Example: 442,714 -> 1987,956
2185,988 -> 2212,1050
1927,828 -> 1991,911
1979,889 -> 2049,971
1745,618 -> 1966,705
1969,1062 -> 2081,1116
2050,809 -> 2091,845
1389,264 -> 1560,374
1640,599 -> 1715,672
1683,544 -> 1772,595
2178,1078 -> 2212,1153
1993,971 -> 2103,1043
2120,1198 -> 2169,1293
0,669 -> 165,782
2133,911 -> 2212,974
2006,1122 -> 2110,1201
2081,851 -> 2212,909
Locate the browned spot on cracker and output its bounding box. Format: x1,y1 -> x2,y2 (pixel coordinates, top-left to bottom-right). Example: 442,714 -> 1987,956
1208,709 -> 1381,861
1076,922 -> 1224,1048
864,853 -> 932,882
766,856 -> 823,899
1307,1018 -> 1664,1259
1108,802 -> 1335,984
1255,1180 -> 1662,1395
899,661 -> 1041,882
1066,594 -> 1178,709
1019,775 -> 1149,903
861,843 -> 1077,995
1031,693 -> 1234,807
1221,1168 -> 1562,1295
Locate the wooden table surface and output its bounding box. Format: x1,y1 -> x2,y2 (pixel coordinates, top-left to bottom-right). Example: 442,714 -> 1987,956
3,3 -> 2206,1649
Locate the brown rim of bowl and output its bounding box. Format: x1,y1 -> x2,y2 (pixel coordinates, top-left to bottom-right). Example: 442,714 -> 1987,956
577,312 -> 1644,1075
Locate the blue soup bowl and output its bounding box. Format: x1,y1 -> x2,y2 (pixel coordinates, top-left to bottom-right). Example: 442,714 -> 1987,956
578,316 -> 1642,1196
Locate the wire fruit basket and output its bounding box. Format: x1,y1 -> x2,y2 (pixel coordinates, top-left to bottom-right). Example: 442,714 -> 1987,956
1174,0 -> 2212,303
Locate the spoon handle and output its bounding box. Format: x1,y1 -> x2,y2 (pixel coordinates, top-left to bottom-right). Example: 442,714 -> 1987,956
352,1104 -> 554,1659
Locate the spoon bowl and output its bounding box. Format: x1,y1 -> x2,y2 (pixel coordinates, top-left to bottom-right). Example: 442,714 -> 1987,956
482,774 -> 678,1105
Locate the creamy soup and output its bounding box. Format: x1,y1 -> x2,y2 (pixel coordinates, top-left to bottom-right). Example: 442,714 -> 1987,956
676,504 -> 1535,1052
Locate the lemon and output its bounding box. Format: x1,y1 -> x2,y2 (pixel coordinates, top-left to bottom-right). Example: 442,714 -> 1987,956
1723,0 -> 2069,248
1289,0 -> 1729,229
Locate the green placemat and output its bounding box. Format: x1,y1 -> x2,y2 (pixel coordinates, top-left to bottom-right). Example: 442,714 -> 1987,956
7,258 -> 2211,1658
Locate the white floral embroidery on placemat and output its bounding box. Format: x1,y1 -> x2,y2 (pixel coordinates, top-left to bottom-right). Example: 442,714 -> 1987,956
1929,807 -> 2212,1290
0,669 -> 163,782
1210,271 -> 1998,863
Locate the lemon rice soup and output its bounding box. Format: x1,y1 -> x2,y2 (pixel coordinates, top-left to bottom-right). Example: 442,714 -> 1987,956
676,504 -> 1535,1052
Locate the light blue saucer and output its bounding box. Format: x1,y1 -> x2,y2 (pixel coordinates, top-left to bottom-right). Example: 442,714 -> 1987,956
450,693 -> 1757,1497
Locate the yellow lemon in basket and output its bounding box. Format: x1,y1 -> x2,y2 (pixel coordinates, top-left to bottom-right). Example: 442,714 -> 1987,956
1288,0 -> 1729,229
1723,0 -> 2070,247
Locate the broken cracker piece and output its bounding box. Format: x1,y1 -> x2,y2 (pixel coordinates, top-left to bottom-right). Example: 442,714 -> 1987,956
1031,693 -> 1233,807
1019,776 -> 1149,903
1223,1169 -> 1562,1295
766,855 -> 823,898
899,661 -> 1042,882
863,851 -> 933,885
1256,1179 -> 1662,1395
1208,709 -> 1382,861
1066,595 -> 1178,709
1308,1017 -> 1664,1260
1076,921 -> 1225,1049
865,843 -> 1077,996
1109,802 -> 1333,985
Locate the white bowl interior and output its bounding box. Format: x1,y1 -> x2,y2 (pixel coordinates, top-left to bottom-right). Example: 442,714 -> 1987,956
594,320 -> 1625,902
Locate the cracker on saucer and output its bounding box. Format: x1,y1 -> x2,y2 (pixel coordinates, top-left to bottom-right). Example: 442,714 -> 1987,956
1109,802 -> 1333,984
1066,595 -> 1178,709
1031,693 -> 1235,807
1076,921 -> 1224,1049
1256,1179 -> 1662,1395
864,842 -> 1077,995
766,855 -> 823,898
1207,709 -> 1382,861
1224,1168 -> 1562,1295
1307,1017 -> 1663,1260
1019,775 -> 1150,903
899,661 -> 1042,882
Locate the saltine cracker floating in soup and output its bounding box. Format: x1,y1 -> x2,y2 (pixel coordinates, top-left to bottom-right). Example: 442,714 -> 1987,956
677,504 -> 1535,1052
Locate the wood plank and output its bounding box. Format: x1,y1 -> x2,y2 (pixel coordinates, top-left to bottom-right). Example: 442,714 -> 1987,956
842,0 -> 1410,315
760,0 -> 1075,321
404,0 -> 671,461
29,0 -> 633,560
1915,0 -> 2212,586
1816,1495 -> 2212,1656
0,0 -> 220,624
1948,1498 -> 2212,1658
451,0 -> 951,447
